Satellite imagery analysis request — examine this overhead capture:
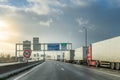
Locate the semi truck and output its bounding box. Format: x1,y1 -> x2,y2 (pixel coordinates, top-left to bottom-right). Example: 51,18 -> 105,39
57,55 -> 61,61
74,47 -> 87,64
87,36 -> 120,70
64,50 -> 75,63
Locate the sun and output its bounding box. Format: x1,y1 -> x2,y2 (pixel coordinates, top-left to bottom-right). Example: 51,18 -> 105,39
0,20 -> 10,41
0,20 -> 19,42
0,20 -> 8,28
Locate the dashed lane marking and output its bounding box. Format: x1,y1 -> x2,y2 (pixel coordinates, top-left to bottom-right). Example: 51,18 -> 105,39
61,68 -> 64,71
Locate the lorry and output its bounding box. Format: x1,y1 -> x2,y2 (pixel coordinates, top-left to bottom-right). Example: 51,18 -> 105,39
57,55 -> 61,61
87,36 -> 120,70
74,47 -> 87,64
64,50 -> 75,63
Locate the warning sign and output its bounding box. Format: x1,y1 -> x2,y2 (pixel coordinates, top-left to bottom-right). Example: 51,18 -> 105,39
23,50 -> 32,58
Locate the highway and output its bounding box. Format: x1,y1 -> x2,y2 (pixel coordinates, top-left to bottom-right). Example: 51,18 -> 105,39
8,60 -> 120,80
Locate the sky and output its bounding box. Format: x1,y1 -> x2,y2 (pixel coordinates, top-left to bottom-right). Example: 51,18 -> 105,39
0,0 -> 120,55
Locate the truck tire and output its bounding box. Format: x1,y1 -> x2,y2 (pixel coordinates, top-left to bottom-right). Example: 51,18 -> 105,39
115,63 -> 120,70
110,62 -> 115,70
95,61 -> 100,67
87,61 -> 90,66
79,61 -> 83,65
77,60 -> 79,64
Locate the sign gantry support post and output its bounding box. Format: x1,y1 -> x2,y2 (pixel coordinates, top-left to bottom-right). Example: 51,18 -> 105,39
15,44 -> 17,62
43,43 -> 46,61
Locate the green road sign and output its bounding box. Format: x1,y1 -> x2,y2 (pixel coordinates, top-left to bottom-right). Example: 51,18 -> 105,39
61,43 -> 67,50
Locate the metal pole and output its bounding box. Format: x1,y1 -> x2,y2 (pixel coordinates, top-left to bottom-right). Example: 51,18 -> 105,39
84,27 -> 87,47
71,43 -> 72,50
15,44 -> 17,62
86,28 -> 87,47
83,27 -> 88,57
19,42 -> 20,57
43,43 -> 46,61
63,52 -> 65,62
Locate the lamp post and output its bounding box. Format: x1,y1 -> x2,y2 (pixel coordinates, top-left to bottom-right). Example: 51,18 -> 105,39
83,27 -> 87,47
83,27 -> 88,58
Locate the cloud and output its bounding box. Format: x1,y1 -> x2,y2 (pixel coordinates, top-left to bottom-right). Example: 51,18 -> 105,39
0,0 -> 8,2
1,0 -> 120,50
78,29 -> 84,33
0,4 -> 26,17
0,0 -> 64,16
71,0 -> 96,7
39,18 -> 53,27
76,17 -> 88,26
106,0 -> 120,7
26,0 -> 65,15
0,5 -> 16,12
76,17 -> 96,33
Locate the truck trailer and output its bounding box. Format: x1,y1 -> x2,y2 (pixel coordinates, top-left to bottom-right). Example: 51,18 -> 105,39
64,50 -> 75,63
87,36 -> 120,70
74,47 -> 87,64
57,55 -> 61,61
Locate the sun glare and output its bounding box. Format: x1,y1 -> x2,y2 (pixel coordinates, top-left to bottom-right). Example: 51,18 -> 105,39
0,20 -> 19,43
0,21 -> 8,28
0,19 -> 19,54
0,20 -> 11,41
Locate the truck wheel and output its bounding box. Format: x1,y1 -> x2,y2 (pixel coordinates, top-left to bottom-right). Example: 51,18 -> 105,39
77,61 -> 79,64
110,63 -> 115,69
95,61 -> 100,67
115,63 -> 120,70
87,61 -> 90,66
79,61 -> 83,65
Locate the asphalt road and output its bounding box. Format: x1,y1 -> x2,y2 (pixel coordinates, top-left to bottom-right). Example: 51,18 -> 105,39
8,60 -> 120,80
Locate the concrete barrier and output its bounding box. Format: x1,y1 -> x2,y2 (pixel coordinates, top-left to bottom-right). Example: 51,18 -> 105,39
0,61 -> 44,79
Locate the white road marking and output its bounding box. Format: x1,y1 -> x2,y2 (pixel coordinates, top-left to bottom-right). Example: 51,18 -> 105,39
14,62 -> 45,80
14,70 -> 31,80
61,68 -> 64,71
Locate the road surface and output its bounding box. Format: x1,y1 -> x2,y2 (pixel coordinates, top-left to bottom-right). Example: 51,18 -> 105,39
8,60 -> 120,80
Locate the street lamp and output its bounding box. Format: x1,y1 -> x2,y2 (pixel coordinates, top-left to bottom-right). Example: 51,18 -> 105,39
83,27 -> 87,47
83,27 -> 88,57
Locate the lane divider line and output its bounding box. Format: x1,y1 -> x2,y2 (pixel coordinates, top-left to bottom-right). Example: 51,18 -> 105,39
61,68 -> 64,71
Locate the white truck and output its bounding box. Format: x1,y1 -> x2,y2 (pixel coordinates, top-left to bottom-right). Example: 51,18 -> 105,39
64,50 -> 74,63
74,47 -> 87,64
87,36 -> 120,70
57,55 -> 61,61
